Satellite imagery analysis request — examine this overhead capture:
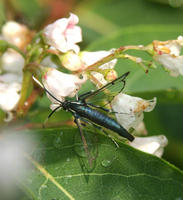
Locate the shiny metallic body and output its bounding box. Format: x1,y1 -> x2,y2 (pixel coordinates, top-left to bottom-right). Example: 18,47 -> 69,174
62,100 -> 134,142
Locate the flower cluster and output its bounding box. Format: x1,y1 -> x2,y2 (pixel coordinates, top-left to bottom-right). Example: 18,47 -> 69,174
0,21 -> 32,120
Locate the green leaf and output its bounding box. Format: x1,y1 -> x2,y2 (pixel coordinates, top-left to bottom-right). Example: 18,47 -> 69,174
20,128 -> 183,200
76,0 -> 183,42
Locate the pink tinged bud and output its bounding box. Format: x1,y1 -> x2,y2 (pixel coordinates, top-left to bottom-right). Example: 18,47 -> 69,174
153,36 -> 183,76
61,51 -> 85,71
44,13 -> 82,53
111,93 -> 157,130
42,68 -> 86,105
105,70 -> 118,82
0,82 -> 21,113
129,135 -> 168,157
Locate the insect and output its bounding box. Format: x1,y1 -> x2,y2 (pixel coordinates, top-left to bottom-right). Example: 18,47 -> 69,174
33,72 -> 134,164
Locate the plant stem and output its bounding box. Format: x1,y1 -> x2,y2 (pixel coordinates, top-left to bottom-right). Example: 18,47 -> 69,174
8,43 -> 26,58
16,70 -> 32,116
84,45 -> 146,72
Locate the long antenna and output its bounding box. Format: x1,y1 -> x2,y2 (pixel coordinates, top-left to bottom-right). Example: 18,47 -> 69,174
32,76 -> 63,104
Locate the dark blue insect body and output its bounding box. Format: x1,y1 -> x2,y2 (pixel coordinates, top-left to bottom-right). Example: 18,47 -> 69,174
64,101 -> 134,141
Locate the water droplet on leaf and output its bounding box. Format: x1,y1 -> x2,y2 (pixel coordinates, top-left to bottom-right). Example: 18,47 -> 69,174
101,159 -> 112,167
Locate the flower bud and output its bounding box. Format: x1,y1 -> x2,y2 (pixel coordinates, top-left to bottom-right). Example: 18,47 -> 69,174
2,21 -> 34,50
111,93 -> 157,130
105,69 -> 118,82
61,51 -> 85,71
0,82 -> 21,112
1,50 -> 24,75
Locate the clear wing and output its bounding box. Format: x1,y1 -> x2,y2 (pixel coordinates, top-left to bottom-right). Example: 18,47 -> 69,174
79,72 -> 130,107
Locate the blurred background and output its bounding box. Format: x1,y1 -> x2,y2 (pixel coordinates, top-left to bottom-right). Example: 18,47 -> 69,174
0,0 -> 183,191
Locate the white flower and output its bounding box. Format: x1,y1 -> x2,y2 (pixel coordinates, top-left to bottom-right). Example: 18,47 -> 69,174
1,50 -> 24,76
129,135 -> 168,157
153,36 -> 183,76
42,68 -> 86,106
0,82 -> 21,112
2,21 -> 33,49
44,13 -> 82,53
111,93 -> 157,130
80,50 -> 117,70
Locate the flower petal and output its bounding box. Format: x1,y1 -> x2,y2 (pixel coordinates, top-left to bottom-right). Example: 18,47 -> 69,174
153,36 -> 183,76
111,93 -> 156,130
44,13 -> 82,53
42,68 -> 86,103
129,135 -> 168,157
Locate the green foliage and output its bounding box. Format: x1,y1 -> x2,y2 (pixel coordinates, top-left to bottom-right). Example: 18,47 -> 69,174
21,128 -> 183,200
77,0 -> 183,43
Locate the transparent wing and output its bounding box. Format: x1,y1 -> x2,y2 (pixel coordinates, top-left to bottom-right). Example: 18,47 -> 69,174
79,72 -> 129,107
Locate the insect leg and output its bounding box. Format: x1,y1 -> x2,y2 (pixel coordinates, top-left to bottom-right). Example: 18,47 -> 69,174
43,105 -> 62,127
87,103 -> 110,112
78,91 -> 94,101
87,103 -> 129,115
74,113 -> 93,166
80,116 -> 119,148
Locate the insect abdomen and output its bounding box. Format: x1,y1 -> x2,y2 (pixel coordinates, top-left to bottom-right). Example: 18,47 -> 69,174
71,103 -> 134,141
